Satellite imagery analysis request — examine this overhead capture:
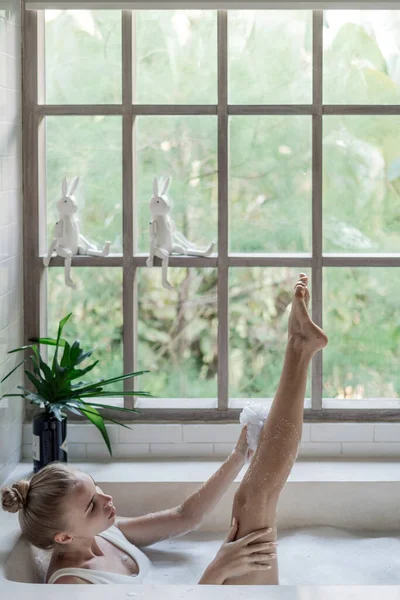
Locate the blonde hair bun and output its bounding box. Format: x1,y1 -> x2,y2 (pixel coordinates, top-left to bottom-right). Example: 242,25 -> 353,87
1,480 -> 30,513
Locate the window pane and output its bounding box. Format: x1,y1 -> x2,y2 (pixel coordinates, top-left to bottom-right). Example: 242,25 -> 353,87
323,116 -> 400,253
323,10 -> 400,104
323,268 -> 400,399
136,116 -> 217,254
137,267 -> 218,399
45,10 -> 122,104
136,10 -> 217,104
47,268 -> 123,392
229,116 -> 312,253
45,116 -> 122,255
229,267 -> 312,401
228,10 -> 312,104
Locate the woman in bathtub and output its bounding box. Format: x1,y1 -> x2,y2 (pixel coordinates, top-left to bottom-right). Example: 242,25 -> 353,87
1,273 -> 327,585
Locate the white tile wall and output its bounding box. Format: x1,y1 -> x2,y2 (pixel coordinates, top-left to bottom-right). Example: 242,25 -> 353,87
0,0 -> 23,485
183,424 -> 242,443
119,424 -> 182,444
310,423 -> 374,442
20,422 -> 400,461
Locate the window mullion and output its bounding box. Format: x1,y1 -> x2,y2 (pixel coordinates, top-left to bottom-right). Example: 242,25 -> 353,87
217,9 -> 229,411
122,9 -> 135,410
23,9 -> 43,421
311,9 -> 323,411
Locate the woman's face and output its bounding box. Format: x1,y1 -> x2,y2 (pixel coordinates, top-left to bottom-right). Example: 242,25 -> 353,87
55,470 -> 116,544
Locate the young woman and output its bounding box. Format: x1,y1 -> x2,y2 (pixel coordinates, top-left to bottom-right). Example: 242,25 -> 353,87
1,272 -> 327,586
0,433 -> 274,585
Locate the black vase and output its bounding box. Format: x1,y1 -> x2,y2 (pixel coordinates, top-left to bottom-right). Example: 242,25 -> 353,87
32,412 -> 68,473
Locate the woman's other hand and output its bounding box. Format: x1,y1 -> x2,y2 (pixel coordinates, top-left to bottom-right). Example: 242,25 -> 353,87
198,518 -> 277,584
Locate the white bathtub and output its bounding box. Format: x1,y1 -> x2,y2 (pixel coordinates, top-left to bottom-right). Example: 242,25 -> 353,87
3,458 -> 400,599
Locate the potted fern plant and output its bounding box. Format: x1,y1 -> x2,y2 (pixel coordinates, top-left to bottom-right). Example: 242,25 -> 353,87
0,312 -> 151,472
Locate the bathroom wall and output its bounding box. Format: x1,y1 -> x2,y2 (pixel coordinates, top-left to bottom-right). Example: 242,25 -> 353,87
21,422 -> 400,460
0,0 -> 24,485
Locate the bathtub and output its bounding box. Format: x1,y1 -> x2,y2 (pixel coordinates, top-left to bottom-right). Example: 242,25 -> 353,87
3,458 -> 400,599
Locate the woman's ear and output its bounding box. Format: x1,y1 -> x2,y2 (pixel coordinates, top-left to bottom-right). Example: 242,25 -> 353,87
53,532 -> 74,545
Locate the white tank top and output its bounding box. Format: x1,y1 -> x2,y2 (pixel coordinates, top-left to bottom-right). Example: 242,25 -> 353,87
47,524 -> 152,584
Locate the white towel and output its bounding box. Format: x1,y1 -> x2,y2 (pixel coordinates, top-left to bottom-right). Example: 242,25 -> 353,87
239,401 -> 270,454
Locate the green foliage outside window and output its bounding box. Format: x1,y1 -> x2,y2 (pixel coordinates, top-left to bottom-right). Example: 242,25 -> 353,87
44,9 -> 400,401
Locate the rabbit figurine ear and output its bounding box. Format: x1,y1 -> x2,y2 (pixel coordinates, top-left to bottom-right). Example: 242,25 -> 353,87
160,176 -> 170,196
62,176 -> 68,197
153,177 -> 159,197
68,176 -> 80,196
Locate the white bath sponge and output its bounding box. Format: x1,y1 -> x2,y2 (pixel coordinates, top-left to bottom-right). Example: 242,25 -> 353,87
239,401 -> 270,453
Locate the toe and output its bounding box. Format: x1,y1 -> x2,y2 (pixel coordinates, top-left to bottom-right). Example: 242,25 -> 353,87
294,285 -> 305,298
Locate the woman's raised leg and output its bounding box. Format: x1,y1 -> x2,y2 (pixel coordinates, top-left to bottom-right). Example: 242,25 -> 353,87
224,273 -> 328,585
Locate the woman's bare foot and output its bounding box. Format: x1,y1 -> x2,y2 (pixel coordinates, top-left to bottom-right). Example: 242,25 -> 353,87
288,273 -> 328,354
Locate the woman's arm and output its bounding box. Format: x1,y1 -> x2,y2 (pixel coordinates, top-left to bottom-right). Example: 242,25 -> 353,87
198,563 -> 225,585
116,428 -> 250,547
179,430 -> 249,529
116,452 -> 244,547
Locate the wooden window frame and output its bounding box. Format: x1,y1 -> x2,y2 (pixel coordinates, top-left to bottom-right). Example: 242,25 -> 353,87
22,7 -> 400,423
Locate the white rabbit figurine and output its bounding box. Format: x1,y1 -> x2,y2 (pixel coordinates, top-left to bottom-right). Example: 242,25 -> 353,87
146,176 -> 216,290
43,176 -> 111,289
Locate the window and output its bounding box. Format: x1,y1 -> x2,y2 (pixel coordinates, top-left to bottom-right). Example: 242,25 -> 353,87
23,7 -> 400,423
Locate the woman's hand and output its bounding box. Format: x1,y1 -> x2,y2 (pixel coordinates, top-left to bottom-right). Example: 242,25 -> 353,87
232,426 -> 254,463
198,518 -> 277,584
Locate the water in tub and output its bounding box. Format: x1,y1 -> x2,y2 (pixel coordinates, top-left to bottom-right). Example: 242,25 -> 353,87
137,525 -> 400,585
118,524 -> 398,585
7,507 -> 400,584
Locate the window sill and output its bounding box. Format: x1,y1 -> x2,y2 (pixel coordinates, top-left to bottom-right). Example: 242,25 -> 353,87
53,398 -> 400,412
9,456 -> 400,484
7,458 -> 400,533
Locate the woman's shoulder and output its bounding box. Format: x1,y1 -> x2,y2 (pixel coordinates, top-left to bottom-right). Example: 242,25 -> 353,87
45,524 -> 131,584
46,559 -> 94,584
52,575 -> 90,584
45,553 -> 91,584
